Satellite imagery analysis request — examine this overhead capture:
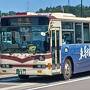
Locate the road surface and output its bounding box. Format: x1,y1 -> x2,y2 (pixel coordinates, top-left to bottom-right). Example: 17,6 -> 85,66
0,72 -> 90,90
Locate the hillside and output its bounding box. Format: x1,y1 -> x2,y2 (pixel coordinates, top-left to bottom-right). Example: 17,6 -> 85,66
37,5 -> 90,17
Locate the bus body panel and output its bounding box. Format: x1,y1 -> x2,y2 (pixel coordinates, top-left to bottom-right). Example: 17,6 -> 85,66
0,53 -> 52,75
61,44 -> 90,74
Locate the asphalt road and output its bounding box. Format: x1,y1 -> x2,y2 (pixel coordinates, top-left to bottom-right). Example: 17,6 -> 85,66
0,72 -> 90,90
32,78 -> 90,90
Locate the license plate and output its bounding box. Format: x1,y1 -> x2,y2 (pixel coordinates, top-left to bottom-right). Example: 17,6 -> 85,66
37,70 -> 42,73
16,69 -> 26,75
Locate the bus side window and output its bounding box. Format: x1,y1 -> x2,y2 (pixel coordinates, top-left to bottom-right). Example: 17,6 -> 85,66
83,23 -> 90,43
75,23 -> 82,43
62,31 -> 74,44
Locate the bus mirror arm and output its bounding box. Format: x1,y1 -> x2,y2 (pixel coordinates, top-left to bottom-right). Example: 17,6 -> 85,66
45,31 -> 50,38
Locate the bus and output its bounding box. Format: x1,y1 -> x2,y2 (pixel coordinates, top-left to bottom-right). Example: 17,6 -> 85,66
0,12 -> 90,80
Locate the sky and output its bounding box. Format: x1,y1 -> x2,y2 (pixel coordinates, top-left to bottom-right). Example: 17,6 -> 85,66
0,0 -> 90,12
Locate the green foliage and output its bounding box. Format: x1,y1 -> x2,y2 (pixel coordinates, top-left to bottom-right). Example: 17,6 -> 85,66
37,5 -> 90,17
0,11 -> 16,16
9,11 -> 16,15
0,5 -> 90,17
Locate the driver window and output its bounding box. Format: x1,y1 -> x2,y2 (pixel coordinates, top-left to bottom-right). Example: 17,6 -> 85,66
62,31 -> 74,44
62,21 -> 74,44
44,32 -> 50,52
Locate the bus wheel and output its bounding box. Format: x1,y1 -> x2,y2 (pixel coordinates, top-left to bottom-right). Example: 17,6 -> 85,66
63,59 -> 72,80
18,75 -> 29,80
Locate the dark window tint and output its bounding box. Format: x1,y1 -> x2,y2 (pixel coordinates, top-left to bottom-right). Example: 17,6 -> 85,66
38,17 -> 49,25
1,18 -> 10,26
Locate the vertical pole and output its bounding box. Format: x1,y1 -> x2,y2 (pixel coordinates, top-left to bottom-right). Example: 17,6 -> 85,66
59,21 -> 62,73
27,0 -> 29,12
68,0 -> 70,6
81,0 -> 83,17
68,0 -> 70,13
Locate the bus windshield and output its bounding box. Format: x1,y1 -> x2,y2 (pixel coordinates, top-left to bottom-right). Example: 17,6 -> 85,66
0,26 -> 50,53
0,16 -> 49,53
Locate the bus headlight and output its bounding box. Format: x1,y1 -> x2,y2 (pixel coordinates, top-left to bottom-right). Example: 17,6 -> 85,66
39,56 -> 45,61
0,64 -> 12,68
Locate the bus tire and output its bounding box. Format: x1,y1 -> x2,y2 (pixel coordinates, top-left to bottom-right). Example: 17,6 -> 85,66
18,75 -> 29,80
63,59 -> 72,80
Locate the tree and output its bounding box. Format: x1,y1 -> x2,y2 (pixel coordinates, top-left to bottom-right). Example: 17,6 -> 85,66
37,5 -> 90,17
9,11 -> 16,15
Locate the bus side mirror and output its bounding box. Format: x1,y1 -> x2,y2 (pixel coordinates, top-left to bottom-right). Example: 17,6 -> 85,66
46,31 -> 51,38
41,31 -> 51,38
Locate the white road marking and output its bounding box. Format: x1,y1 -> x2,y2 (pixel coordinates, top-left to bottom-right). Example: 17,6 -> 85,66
0,83 -> 38,90
0,75 -> 90,90
0,74 -> 16,79
27,76 -> 90,90
0,83 -> 21,85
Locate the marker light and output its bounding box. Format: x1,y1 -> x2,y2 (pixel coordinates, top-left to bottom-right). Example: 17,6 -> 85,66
47,63 -> 52,70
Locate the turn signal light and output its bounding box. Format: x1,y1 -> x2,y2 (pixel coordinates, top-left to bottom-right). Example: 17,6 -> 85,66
47,63 -> 52,70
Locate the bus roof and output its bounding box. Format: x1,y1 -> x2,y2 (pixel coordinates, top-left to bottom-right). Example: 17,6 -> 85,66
1,12 -> 90,22
1,12 -> 75,19
1,12 -> 56,19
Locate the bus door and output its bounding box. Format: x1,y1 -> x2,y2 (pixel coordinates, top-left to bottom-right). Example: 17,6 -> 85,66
51,29 -> 61,70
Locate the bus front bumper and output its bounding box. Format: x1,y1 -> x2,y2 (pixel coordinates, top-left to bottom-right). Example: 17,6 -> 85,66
0,67 -> 52,76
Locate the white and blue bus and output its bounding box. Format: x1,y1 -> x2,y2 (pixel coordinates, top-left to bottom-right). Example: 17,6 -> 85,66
0,12 -> 90,80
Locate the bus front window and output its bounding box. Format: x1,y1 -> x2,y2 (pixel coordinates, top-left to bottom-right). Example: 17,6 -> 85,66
1,26 -> 50,53
27,26 -> 50,53
1,16 -> 50,53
